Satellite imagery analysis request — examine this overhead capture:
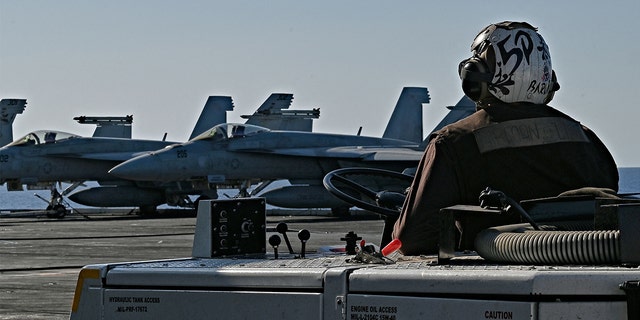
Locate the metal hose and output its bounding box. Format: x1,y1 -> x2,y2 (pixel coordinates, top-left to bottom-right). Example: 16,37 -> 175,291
474,223 -> 620,265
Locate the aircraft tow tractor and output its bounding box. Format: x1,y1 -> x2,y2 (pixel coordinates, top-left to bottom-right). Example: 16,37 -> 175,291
70,169 -> 640,319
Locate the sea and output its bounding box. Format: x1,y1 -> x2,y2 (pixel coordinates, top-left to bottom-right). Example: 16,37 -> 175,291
1,168 -> 640,210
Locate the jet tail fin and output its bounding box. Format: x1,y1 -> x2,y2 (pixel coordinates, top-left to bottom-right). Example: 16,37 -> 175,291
74,115 -> 133,138
189,96 -> 235,140
253,93 -> 294,113
242,93 -> 320,132
419,95 -> 476,149
429,95 -> 476,133
382,87 -> 430,143
0,99 -> 27,146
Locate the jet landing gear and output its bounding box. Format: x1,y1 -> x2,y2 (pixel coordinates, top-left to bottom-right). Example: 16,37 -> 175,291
46,204 -> 67,219
34,182 -> 86,219
330,206 -> 352,217
34,187 -> 68,218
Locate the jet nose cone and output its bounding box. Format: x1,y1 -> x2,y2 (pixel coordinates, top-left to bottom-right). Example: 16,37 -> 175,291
109,155 -> 159,181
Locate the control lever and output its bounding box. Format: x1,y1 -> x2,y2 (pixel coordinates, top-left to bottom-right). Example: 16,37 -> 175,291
297,229 -> 310,258
268,235 -> 281,259
276,222 -> 295,254
341,231 -> 362,255
479,187 -> 540,230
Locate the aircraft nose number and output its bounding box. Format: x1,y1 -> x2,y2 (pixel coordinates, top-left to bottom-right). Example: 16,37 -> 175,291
177,150 -> 188,158
0,154 -> 8,162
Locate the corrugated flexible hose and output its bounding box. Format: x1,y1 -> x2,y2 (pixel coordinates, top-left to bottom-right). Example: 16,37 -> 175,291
474,222 -> 620,265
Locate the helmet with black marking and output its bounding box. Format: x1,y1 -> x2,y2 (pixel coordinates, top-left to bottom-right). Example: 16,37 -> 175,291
458,21 -> 559,104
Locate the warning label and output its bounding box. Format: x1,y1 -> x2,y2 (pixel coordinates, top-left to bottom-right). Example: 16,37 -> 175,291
349,304 -> 398,320
108,296 -> 160,313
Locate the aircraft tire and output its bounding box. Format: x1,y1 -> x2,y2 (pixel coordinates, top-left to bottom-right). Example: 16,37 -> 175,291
46,204 -> 67,219
330,206 -> 351,217
139,205 -> 158,216
193,195 -> 212,211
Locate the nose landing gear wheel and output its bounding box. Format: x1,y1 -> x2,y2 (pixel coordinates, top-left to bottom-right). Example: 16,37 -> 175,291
46,204 -> 67,218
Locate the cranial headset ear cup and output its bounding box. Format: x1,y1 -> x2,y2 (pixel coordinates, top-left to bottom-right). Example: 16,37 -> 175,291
543,70 -> 561,104
551,70 -> 560,92
459,57 -> 492,102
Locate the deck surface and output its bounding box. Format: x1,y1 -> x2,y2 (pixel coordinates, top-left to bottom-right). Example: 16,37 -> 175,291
0,208 -> 384,320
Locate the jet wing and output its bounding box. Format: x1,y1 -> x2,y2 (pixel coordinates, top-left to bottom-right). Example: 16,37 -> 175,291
241,146 -> 423,161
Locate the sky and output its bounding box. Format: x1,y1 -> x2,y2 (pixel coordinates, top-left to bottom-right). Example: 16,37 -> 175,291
1,1 -> 639,166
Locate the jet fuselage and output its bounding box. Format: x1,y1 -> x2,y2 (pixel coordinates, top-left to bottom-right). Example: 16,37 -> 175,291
110,125 -> 422,184
0,133 -> 174,185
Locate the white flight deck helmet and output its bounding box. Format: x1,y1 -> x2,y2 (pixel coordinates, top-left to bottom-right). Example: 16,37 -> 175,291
458,21 -> 560,104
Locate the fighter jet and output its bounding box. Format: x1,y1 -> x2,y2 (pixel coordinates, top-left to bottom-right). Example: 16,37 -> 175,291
108,123 -> 423,212
108,87 -> 437,214
58,93 -> 320,213
0,95 -> 242,215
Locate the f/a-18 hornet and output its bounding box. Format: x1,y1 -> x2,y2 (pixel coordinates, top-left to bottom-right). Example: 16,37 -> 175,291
0,93 -> 307,216
110,88 -> 475,214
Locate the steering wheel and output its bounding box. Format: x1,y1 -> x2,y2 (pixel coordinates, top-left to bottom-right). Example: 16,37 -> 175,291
322,167 -> 414,218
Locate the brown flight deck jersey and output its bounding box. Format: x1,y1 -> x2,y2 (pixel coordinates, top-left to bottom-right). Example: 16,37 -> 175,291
391,101 -> 619,255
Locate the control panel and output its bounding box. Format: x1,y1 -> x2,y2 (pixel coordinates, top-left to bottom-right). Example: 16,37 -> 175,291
192,198 -> 266,257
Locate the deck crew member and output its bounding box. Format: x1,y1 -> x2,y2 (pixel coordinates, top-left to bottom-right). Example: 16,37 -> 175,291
392,21 -> 619,255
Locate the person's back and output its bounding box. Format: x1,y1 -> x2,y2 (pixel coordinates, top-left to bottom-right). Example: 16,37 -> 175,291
391,21 -> 619,255
440,102 -> 618,203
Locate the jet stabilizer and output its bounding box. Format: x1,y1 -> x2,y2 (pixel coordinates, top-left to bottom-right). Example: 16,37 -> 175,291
0,98 -> 27,147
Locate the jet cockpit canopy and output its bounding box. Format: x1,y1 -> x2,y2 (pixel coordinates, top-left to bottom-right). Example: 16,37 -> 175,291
6,130 -> 80,147
190,123 -> 270,142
